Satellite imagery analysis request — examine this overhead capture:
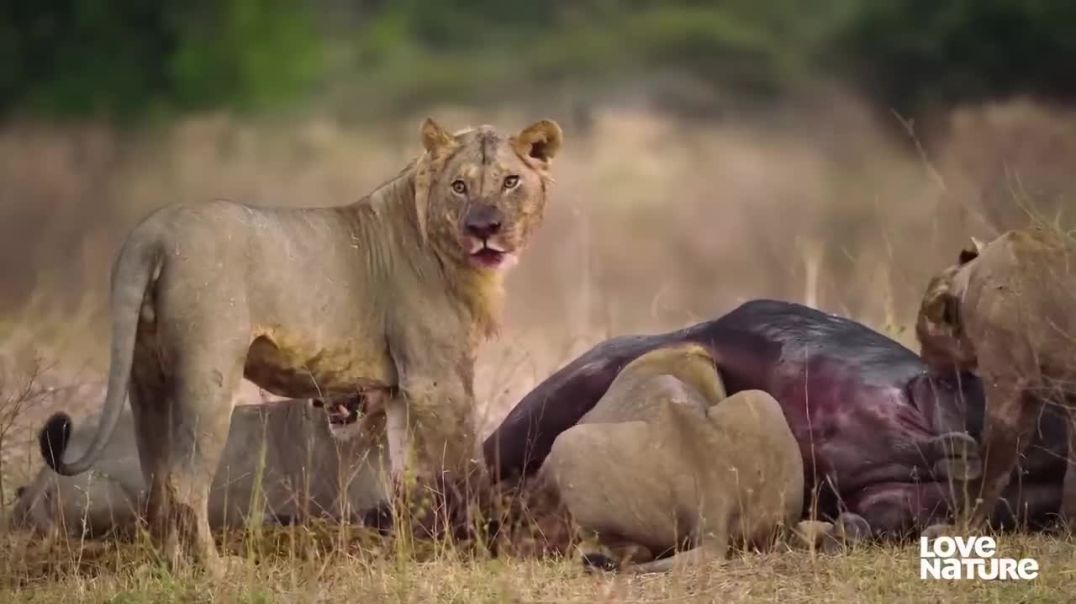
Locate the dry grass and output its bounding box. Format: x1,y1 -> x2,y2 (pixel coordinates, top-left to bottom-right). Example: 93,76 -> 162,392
1,529 -> 1073,602
3,96 -> 1075,418
2,95 -> 1076,601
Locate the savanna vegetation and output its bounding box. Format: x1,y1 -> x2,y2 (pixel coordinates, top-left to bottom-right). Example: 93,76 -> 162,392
2,1 -> 1076,601
3,0 -> 1075,121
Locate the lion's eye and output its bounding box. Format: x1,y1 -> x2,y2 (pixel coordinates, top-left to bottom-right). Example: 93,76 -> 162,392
451,180 -> 467,195
503,175 -> 520,190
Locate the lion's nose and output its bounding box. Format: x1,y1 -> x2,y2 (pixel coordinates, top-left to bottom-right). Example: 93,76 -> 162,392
463,204 -> 503,240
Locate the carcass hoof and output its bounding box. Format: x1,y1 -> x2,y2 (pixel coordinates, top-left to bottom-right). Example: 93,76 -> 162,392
834,512 -> 872,544
929,433 -> 982,481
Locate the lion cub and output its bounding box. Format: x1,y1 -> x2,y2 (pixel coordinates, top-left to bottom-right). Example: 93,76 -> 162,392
917,227 -> 1076,525
539,344 -> 804,573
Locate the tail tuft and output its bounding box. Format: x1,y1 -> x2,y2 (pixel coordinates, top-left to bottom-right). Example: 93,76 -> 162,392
581,551 -> 619,572
39,413 -> 72,472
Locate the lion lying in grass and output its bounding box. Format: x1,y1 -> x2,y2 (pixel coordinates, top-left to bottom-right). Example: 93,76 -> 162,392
537,344 -> 804,573
917,226 -> 1076,526
41,117 -> 562,570
15,397 -> 387,538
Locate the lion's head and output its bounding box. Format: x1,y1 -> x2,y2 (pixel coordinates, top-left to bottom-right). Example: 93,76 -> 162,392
916,239 -> 983,371
414,118 -> 562,271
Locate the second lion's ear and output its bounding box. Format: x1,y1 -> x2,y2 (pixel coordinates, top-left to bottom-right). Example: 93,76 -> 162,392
958,237 -> 984,265
421,118 -> 455,155
922,285 -> 961,336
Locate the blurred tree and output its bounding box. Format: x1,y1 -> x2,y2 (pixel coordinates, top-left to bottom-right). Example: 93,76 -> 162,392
834,0 -> 1076,115
2,0 -> 1076,121
347,1 -> 814,116
0,0 -> 172,117
0,0 -> 324,120
168,1 -> 323,111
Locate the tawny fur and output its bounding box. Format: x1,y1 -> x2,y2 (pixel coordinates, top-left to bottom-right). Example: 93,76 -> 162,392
916,226 -> 1076,526
577,344 -> 727,426
45,118 -> 563,570
539,344 -> 804,573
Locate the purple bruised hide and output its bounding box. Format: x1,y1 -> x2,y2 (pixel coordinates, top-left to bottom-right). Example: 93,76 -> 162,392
483,299 -> 1066,537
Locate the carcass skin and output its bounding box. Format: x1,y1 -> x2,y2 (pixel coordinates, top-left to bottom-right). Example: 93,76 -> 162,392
484,299 -> 1066,536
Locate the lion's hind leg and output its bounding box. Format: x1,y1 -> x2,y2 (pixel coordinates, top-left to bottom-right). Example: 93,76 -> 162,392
622,535 -> 728,574
129,345 -> 173,554
140,341 -> 246,574
579,530 -> 655,573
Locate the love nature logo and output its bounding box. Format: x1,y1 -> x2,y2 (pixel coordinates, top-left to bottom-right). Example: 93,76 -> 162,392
919,536 -> 1038,581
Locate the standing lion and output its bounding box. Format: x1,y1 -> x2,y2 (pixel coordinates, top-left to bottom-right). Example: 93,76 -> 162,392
916,226 -> 1076,526
41,118 -> 563,571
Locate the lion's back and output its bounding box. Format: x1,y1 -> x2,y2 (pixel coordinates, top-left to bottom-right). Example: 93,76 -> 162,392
963,227 -> 1076,371
701,390 -> 804,537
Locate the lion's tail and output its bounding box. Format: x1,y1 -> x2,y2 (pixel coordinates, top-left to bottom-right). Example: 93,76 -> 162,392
47,236 -> 159,476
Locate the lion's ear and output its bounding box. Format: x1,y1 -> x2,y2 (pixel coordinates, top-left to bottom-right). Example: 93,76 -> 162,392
512,120 -> 563,166
413,118 -> 457,244
421,118 -> 454,154
958,237 -> 984,265
922,287 -> 961,334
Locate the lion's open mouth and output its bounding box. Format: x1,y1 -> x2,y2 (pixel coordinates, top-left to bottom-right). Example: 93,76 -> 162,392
471,247 -> 507,268
466,238 -> 518,270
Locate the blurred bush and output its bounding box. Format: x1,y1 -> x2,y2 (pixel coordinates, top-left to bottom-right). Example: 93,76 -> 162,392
345,3 -> 803,117
833,0 -> 1076,116
1,1 -> 1075,122
0,0 -> 324,119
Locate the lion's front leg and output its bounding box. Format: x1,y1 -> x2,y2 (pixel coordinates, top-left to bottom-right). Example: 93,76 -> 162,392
974,378 -> 1040,527
384,388 -> 470,491
386,375 -> 483,539
385,396 -> 411,482
404,378 -> 479,478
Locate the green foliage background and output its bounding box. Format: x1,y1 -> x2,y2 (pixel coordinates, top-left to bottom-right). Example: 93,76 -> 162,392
2,0 -> 1074,121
